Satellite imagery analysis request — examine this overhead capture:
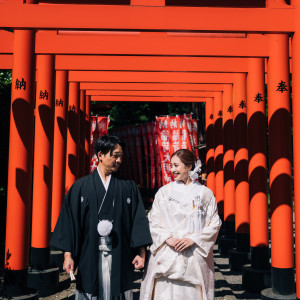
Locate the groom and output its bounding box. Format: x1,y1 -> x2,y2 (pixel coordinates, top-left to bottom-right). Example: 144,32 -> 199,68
51,135 -> 152,299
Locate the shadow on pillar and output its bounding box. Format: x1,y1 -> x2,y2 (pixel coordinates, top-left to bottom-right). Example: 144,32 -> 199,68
206,123 -> 215,189
261,175 -> 295,300
57,115 -> 67,138
68,109 -> 79,141
4,97 -> 36,298
4,168 -> 39,299
68,154 -> 79,177
242,165 -> 271,292
39,105 -> 53,143
218,217 -> 235,256
214,117 -> 224,224
218,119 -> 236,255
12,99 -> 34,150
229,113 -> 250,272
27,103 -> 59,297
243,111 -> 271,293
0,190 -> 6,270
261,108 -> 295,299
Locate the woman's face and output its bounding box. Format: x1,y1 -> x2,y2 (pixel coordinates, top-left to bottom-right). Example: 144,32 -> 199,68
170,155 -> 192,183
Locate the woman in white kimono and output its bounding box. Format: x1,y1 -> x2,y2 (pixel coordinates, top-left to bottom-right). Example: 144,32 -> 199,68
140,149 -> 221,300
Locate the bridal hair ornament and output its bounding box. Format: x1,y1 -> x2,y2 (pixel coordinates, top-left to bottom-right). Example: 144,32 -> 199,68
97,220 -> 113,237
188,159 -> 202,180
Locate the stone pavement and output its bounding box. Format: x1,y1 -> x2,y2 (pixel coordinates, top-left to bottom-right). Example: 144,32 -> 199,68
0,245 -> 262,299
213,246 -> 261,300
36,245 -> 262,300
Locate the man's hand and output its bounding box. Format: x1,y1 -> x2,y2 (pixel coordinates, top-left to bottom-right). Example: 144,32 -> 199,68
165,237 -> 179,248
132,255 -> 145,269
63,252 -> 74,274
132,247 -> 146,269
174,238 -> 195,252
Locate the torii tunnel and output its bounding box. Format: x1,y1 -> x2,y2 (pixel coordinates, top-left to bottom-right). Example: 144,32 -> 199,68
0,0 -> 300,299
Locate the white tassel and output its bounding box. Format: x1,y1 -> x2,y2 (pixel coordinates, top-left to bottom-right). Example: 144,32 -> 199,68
97,220 -> 113,237
188,216 -> 194,233
196,210 -> 202,231
194,195 -> 203,232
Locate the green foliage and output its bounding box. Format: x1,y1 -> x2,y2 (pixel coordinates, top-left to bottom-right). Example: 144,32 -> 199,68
167,102 -> 192,116
109,102 -> 152,127
91,101 -> 193,130
0,70 -> 12,91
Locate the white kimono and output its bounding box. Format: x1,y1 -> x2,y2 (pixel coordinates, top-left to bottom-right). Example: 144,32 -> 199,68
140,181 -> 221,300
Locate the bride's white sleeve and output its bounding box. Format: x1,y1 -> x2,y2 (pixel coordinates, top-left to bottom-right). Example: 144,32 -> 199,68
188,194 -> 222,257
148,189 -> 173,254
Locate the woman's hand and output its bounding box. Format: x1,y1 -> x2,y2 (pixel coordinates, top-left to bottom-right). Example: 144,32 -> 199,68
174,238 -> 195,252
165,237 -> 180,248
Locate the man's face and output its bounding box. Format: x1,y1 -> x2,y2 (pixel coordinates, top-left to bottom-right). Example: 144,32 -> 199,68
98,144 -> 123,174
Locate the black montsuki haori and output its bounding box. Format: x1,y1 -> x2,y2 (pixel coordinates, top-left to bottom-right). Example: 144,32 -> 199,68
50,171 -> 152,297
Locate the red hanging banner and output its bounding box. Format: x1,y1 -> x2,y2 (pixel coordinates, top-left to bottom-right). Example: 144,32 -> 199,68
185,114 -> 195,150
134,125 -> 143,187
90,116 -> 109,173
141,124 -> 150,189
90,116 -> 98,173
153,122 -> 162,188
169,116 -> 181,154
97,116 -> 109,137
147,122 -> 156,189
192,119 -> 199,158
156,116 -> 172,185
179,115 -> 192,150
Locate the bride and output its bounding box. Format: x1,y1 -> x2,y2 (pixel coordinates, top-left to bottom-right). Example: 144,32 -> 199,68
140,149 -> 221,300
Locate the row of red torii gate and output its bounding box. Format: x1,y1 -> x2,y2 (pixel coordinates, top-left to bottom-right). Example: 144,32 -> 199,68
1,0 -> 300,299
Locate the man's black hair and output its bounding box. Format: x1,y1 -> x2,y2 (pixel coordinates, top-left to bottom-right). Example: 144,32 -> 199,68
94,135 -> 125,156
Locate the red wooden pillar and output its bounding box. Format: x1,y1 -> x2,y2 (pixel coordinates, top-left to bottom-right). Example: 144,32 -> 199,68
213,92 -> 224,218
51,71 -> 68,232
85,95 -> 91,175
261,34 -> 295,299
243,58 -> 270,293
218,84 -> 236,255
205,97 -> 215,195
291,1 -> 300,298
65,82 -> 80,192
229,73 -> 250,271
223,84 -> 235,231
4,30 -> 36,297
79,89 -> 86,178
31,55 -> 54,268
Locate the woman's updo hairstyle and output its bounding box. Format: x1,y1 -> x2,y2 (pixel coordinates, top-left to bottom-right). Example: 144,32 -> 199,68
171,149 -> 196,170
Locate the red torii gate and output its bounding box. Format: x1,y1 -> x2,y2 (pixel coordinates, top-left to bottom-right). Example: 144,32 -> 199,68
0,59 -> 288,298
0,1 -> 298,298
0,48 -> 290,298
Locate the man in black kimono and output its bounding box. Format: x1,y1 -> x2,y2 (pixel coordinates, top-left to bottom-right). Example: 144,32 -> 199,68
50,135 -> 152,299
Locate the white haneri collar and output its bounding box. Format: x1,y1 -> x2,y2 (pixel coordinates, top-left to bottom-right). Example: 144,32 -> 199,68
97,168 -> 111,191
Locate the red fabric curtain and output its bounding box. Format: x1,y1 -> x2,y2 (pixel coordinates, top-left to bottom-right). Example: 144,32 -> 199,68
90,116 -> 109,173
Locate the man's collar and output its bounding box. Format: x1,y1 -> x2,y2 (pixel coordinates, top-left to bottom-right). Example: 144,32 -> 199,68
97,168 -> 111,191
